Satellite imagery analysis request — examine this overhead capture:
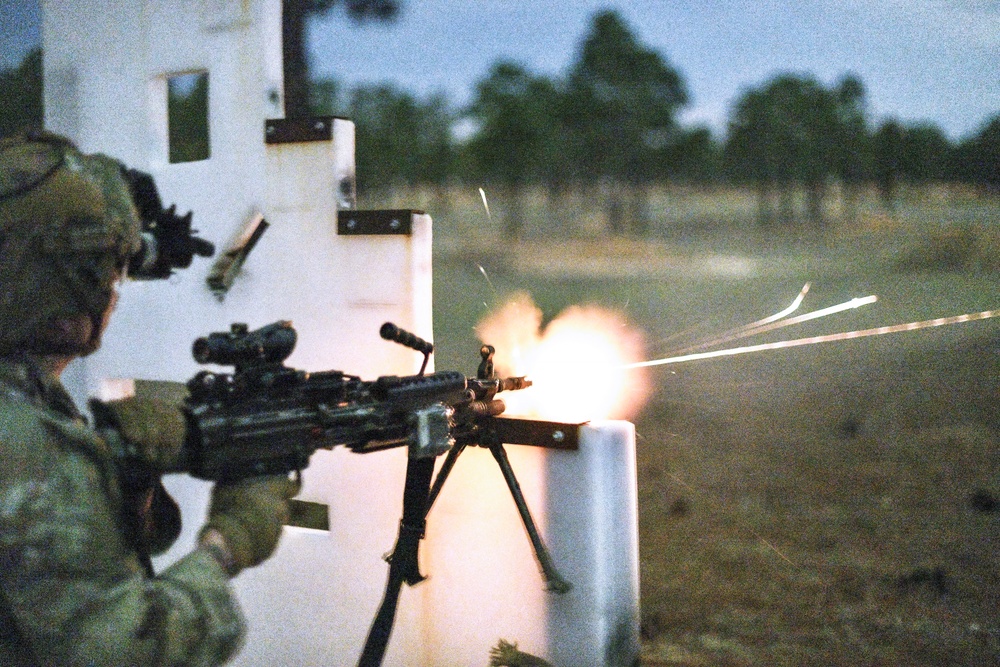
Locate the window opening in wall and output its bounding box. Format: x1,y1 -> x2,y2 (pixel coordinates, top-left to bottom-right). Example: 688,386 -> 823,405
167,72 -> 210,163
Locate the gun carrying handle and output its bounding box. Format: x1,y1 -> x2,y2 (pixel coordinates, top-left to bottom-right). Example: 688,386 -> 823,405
380,322 -> 433,375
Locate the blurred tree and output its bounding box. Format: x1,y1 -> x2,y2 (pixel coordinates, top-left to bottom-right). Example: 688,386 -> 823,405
727,74 -> 837,226
347,83 -> 454,201
309,77 -> 344,117
283,0 -> 399,118
898,122 -> 951,182
953,114 -> 1000,191
565,10 -> 688,235
534,77 -> 581,235
873,119 -> 904,212
726,87 -> 781,225
872,120 -> 955,209
832,74 -> 871,224
655,126 -> 722,183
973,115 -> 1000,190
466,61 -> 562,239
0,48 -> 43,138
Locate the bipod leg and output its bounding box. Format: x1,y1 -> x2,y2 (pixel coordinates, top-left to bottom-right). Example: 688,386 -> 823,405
357,457 -> 435,667
426,442 -> 467,513
487,442 -> 572,594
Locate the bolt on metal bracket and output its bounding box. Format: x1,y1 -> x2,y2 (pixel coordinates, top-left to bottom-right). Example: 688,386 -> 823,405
338,209 -> 424,236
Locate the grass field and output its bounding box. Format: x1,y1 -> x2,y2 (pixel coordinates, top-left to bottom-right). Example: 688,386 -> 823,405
377,185 -> 1000,666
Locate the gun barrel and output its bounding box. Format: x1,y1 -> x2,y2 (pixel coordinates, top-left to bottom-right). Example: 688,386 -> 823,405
123,168 -> 215,279
499,376 -> 532,392
466,398 -> 506,417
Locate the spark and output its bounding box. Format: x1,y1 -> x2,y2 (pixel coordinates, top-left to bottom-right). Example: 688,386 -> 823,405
477,264 -> 498,295
762,282 -> 811,324
625,308 -> 1000,369
649,322 -> 712,352
729,282 -> 812,332
750,530 -> 797,567
667,473 -> 696,494
667,283 -> 811,355
730,294 -> 878,340
479,187 -> 491,221
667,473 -> 796,566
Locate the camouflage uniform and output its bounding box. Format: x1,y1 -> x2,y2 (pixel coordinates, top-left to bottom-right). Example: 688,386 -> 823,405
0,133 -> 245,665
0,354 -> 244,666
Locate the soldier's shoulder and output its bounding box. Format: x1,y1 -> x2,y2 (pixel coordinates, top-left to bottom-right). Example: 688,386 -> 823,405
0,390 -> 106,482
0,392 -> 121,549
0,392 -> 54,470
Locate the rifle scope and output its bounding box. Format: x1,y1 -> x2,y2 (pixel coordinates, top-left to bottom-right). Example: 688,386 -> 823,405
193,321 -> 297,366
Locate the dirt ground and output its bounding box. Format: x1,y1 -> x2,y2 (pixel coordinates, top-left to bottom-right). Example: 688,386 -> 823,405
429,200 -> 1000,666
634,315 -> 1000,666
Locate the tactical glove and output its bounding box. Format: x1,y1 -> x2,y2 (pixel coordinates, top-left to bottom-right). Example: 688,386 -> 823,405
90,394 -> 189,559
91,394 -> 188,470
200,475 -> 301,576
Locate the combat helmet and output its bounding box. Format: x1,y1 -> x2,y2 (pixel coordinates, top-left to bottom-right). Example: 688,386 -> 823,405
0,131 -> 142,356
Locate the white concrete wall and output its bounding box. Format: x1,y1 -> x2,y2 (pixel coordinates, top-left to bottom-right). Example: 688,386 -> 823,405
42,2 -> 641,665
42,1 -> 432,665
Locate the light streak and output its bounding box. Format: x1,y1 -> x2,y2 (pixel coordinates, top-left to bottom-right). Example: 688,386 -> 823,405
479,187 -> 491,221
750,530 -> 797,567
668,473 -> 796,566
732,294 -> 878,339
625,308 -> 1000,369
667,283 -> 811,355
477,264 -> 497,295
757,282 -> 811,326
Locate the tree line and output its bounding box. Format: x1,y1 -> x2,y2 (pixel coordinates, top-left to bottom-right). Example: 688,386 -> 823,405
311,10 -> 999,235
4,9 -> 997,237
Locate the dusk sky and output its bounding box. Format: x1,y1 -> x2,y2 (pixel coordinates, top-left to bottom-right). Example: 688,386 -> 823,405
3,0 -> 998,140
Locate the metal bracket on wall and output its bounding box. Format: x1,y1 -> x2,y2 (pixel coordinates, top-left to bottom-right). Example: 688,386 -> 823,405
264,116 -> 347,144
337,209 -> 424,236
488,417 -> 582,451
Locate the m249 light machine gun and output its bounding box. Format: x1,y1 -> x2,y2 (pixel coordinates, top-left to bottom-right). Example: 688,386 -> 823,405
177,320 -> 578,666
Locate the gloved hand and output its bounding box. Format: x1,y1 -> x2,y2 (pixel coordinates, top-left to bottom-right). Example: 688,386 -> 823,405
91,395 -> 188,470
199,475 -> 301,576
91,394 -> 189,558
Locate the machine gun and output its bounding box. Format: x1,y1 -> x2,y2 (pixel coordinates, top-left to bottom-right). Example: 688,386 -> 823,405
178,320 -> 561,477
177,320 -> 577,667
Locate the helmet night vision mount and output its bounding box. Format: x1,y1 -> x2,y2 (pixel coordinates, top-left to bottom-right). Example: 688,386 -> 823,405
0,131 -> 215,282
121,167 -> 215,280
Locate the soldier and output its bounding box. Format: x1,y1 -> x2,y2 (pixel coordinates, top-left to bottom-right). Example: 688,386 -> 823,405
0,132 -> 298,666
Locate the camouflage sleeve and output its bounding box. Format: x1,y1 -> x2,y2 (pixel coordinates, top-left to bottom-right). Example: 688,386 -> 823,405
0,403 -> 245,667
